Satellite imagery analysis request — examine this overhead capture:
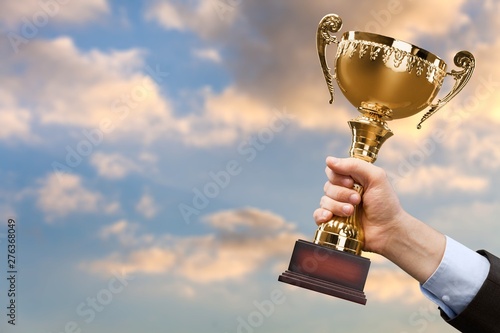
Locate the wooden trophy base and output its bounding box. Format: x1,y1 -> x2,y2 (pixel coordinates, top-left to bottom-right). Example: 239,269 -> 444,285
278,239 -> 370,305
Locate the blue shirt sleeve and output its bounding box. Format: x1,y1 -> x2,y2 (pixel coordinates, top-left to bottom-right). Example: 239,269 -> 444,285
420,236 -> 490,319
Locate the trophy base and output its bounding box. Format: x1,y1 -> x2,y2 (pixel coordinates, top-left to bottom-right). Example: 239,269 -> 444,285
278,240 -> 370,305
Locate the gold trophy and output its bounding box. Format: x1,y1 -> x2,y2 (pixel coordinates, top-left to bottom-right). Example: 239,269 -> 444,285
278,13 -> 475,304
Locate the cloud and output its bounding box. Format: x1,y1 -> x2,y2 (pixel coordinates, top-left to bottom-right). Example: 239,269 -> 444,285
0,0 -> 109,28
392,164 -> 488,195
192,48 -> 222,63
0,89 -> 36,142
358,252 -> 424,304
202,207 -> 292,233
181,88 -> 296,147
443,124 -> 500,171
86,247 -> 176,275
36,173 -> 119,222
144,0 -> 236,38
429,201 -> 500,253
90,152 -> 140,180
135,192 -> 159,219
100,219 -> 130,238
144,1 -> 186,31
2,36 -> 177,144
99,219 -> 154,247
99,219 -> 154,248
1,35 -> 297,148
366,268 -> 424,304
81,207 -> 304,283
357,0 -> 469,41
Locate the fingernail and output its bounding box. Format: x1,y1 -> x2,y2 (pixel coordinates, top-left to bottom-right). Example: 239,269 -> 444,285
321,211 -> 329,218
342,205 -> 352,215
349,193 -> 360,204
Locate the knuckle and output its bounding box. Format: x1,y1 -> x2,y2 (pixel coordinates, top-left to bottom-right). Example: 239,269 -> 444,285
373,166 -> 387,181
323,181 -> 330,193
320,195 -> 328,205
320,195 -> 332,208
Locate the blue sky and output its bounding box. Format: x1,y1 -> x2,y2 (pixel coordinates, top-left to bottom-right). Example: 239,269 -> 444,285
1,0 -> 500,332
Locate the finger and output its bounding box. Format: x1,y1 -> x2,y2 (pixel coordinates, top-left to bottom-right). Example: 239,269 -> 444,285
319,195 -> 354,217
323,181 -> 361,205
326,156 -> 378,186
313,208 -> 332,225
325,166 -> 355,188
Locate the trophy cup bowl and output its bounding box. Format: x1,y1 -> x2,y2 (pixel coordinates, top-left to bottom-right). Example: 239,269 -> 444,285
336,31 -> 446,120
278,13 -> 475,304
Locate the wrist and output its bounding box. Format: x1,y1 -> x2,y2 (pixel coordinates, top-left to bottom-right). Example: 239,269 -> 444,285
379,212 -> 446,283
364,208 -> 408,257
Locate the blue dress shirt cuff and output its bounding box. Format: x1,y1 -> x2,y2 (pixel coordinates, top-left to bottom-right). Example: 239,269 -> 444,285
420,236 -> 490,319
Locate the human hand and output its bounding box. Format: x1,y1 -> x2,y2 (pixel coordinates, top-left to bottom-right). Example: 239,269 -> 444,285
313,156 -> 446,283
313,156 -> 406,255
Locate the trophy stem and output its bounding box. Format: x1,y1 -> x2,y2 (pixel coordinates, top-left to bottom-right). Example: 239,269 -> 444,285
348,114 -> 393,164
279,114 -> 393,304
313,114 -> 393,255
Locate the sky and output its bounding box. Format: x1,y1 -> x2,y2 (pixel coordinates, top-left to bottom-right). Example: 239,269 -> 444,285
0,0 -> 499,332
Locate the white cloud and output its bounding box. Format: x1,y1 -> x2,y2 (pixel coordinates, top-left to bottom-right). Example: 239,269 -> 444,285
135,192 -> 159,219
90,152 -> 139,180
366,268 -> 424,304
0,108 -> 31,140
392,164 -> 488,195
36,173 -> 119,222
192,48 -> 222,63
0,0 -> 109,28
99,219 -> 154,247
144,0 -> 237,38
144,1 -> 186,31
2,35 -> 298,148
180,87 -> 296,147
100,219 -> 130,238
203,207 -> 292,233
3,37 -> 177,144
81,207 -> 304,283
0,89 -> 35,142
86,247 -> 176,275
443,125 -> 500,171
429,201 -> 500,253
367,0 -> 469,41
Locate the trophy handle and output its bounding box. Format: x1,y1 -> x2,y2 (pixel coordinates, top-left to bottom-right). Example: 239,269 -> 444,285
417,51 -> 475,129
317,14 -> 343,104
